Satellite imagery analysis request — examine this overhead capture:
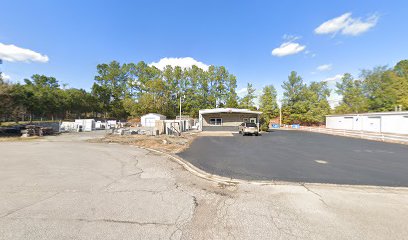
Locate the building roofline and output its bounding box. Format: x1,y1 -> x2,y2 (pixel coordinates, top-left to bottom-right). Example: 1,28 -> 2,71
199,108 -> 262,115
142,113 -> 167,117
326,111 -> 408,117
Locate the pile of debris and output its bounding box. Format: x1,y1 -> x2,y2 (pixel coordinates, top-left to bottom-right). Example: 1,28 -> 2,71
111,127 -> 160,136
21,125 -> 54,137
91,131 -> 198,153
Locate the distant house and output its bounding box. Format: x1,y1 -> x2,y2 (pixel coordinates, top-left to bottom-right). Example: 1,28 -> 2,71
198,108 -> 262,131
326,111 -> 408,134
141,113 -> 167,127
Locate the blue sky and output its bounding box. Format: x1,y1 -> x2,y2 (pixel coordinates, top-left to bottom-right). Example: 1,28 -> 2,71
1,0 -> 407,105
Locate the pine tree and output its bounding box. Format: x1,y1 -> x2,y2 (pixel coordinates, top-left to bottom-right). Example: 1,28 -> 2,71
239,83 -> 256,110
259,85 -> 279,129
281,71 -> 306,124
335,73 -> 368,114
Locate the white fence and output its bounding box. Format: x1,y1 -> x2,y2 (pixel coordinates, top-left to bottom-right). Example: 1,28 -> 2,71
297,126 -> 408,144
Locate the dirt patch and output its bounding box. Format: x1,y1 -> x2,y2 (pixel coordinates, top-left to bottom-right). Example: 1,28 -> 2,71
198,131 -> 234,137
0,136 -> 40,142
90,132 -> 199,153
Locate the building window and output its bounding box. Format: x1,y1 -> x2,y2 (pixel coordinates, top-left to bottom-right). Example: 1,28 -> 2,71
243,118 -> 249,123
209,118 -> 222,125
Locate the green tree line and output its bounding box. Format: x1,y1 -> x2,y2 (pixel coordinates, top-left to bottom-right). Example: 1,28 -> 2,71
1,59 -> 407,127
91,61 -> 239,119
335,60 -> 408,114
0,74 -> 98,122
280,71 -> 331,125
0,61 -> 240,122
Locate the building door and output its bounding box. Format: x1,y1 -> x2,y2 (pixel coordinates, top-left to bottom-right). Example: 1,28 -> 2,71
145,118 -> 156,127
366,117 -> 381,132
343,117 -> 353,130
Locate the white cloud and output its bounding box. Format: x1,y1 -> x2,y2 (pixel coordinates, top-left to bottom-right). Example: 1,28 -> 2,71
1,72 -> 11,80
237,87 -> 247,93
323,74 -> 344,82
0,43 -> 49,63
282,34 -> 301,42
271,42 -> 306,57
237,87 -> 247,98
149,57 -> 209,70
317,64 -> 332,71
315,13 -> 351,35
341,15 -> 379,36
314,12 -> 379,36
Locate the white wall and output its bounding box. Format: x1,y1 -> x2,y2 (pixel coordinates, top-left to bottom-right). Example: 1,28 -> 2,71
326,114 -> 408,134
74,119 -> 95,132
141,114 -> 166,127
326,116 -> 355,130
381,115 -> 408,134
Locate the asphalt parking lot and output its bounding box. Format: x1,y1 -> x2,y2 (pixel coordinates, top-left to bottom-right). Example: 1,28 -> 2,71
178,130 -> 408,186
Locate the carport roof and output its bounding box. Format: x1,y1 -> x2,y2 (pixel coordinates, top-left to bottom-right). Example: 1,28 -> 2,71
326,111 -> 408,117
199,108 -> 262,115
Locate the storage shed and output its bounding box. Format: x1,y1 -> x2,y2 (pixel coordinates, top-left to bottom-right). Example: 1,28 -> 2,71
326,111 -> 408,134
141,113 -> 167,127
198,108 -> 262,131
74,119 -> 95,132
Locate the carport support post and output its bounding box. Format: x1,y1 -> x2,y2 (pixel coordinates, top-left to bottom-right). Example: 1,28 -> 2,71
257,114 -> 259,132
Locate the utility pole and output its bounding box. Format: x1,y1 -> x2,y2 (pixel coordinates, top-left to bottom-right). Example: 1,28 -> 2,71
179,92 -> 184,134
179,92 -> 182,121
279,107 -> 282,126
278,98 -> 282,127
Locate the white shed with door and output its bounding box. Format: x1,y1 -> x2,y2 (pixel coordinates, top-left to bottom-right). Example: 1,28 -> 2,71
74,119 -> 95,132
141,113 -> 167,127
326,111 -> 408,134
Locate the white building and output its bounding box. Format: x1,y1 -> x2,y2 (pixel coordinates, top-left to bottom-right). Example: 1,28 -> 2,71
326,112 -> 408,134
141,113 -> 167,127
74,119 -> 96,132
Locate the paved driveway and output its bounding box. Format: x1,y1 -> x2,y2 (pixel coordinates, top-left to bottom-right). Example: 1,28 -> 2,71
178,130 -> 408,186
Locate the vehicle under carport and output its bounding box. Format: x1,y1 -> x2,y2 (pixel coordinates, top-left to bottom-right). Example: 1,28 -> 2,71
198,108 -> 262,132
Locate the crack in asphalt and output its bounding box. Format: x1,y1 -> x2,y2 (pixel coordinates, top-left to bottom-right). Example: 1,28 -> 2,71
301,183 -> 328,207
7,216 -> 174,226
0,192 -> 60,219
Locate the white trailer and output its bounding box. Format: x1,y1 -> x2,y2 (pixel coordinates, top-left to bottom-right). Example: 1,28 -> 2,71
326,111 -> 408,134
